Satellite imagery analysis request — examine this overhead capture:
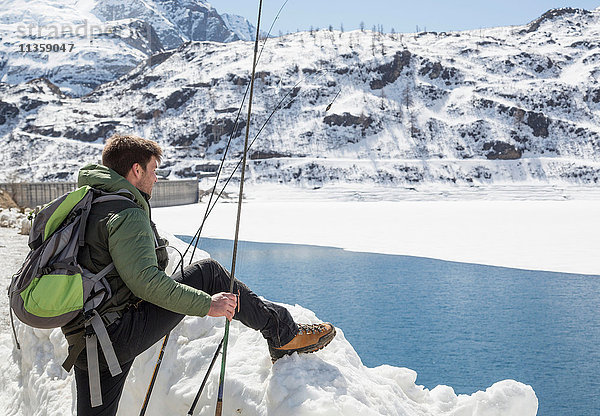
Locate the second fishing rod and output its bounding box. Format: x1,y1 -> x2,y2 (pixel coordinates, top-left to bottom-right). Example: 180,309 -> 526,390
138,3 -> 295,413
140,11 -> 342,416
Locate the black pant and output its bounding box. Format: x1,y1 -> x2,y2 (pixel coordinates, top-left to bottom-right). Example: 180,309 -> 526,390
74,258 -> 298,415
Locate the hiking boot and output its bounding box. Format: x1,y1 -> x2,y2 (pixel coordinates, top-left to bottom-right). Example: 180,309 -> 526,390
269,322 -> 336,363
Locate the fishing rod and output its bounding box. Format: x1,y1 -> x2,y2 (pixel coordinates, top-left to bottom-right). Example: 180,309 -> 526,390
186,337 -> 224,415
326,88 -> 342,111
153,0 -> 290,280
175,66 -> 336,296
182,67 -> 333,274
138,3 -> 293,414
214,0 -> 263,413
182,75 -> 340,415
185,0 -> 332,259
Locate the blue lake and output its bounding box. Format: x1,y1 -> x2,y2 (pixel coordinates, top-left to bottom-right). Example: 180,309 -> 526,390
178,236 -> 600,416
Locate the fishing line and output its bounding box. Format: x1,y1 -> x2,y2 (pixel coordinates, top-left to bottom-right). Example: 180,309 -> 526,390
187,0 -> 290,263
200,68 -> 334,222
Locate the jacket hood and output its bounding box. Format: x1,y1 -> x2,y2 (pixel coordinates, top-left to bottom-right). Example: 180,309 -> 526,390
77,164 -> 150,215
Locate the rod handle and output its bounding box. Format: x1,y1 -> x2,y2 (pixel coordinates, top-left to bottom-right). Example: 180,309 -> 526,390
215,399 -> 223,416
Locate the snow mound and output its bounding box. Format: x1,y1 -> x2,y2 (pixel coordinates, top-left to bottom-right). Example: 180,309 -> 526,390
0,229 -> 537,415
0,207 -> 30,233
2,303 -> 537,416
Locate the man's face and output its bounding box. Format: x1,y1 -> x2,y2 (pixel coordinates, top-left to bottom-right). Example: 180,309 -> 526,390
137,156 -> 159,195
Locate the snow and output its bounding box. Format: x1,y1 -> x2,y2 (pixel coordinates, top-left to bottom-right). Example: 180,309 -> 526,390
153,183 -> 600,275
0,191 -> 541,415
0,208 -> 31,234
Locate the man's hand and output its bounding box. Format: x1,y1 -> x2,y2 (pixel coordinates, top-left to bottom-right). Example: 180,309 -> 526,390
208,292 -> 238,321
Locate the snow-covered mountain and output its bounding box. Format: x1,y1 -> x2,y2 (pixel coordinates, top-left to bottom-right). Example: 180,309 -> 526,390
221,13 -> 259,42
0,0 -> 259,95
90,0 -> 251,48
1,7 -> 600,186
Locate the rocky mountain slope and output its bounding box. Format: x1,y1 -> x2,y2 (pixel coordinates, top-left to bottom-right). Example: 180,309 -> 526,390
90,0 -> 252,48
1,7 -> 600,186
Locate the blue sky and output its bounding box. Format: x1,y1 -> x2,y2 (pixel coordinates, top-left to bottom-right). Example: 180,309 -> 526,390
208,0 -> 600,34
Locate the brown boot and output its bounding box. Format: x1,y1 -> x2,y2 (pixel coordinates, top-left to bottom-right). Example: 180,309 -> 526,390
269,323 -> 336,363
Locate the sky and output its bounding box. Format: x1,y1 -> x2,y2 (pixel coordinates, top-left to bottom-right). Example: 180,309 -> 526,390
208,0 -> 600,35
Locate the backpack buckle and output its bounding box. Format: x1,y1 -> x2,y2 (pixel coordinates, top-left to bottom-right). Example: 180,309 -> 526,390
83,310 -> 95,335
40,267 -> 52,275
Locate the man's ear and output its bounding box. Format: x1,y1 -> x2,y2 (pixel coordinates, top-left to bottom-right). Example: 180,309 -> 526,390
125,163 -> 142,184
132,163 -> 144,178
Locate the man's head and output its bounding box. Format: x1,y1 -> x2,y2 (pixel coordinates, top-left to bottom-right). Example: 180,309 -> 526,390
102,134 -> 162,195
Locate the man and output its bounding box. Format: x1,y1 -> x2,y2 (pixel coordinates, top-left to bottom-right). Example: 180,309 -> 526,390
62,134 -> 335,415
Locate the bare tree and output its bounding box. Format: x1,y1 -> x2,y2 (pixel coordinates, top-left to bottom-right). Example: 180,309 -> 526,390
371,32 -> 377,56
403,84 -> 412,110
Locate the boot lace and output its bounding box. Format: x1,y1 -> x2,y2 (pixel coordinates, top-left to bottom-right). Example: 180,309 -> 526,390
297,323 -> 327,335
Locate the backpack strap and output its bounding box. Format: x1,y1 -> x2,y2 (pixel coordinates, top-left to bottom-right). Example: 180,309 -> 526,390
62,258 -> 121,409
77,190 -> 135,247
92,193 -> 134,205
81,262 -> 121,408
84,310 -> 123,407
87,310 -> 121,376
85,329 -> 102,407
61,296 -> 120,373
62,332 -> 85,372
49,262 -> 83,275
91,188 -> 136,208
61,309 -> 124,408
9,307 -> 21,350
92,262 -> 116,282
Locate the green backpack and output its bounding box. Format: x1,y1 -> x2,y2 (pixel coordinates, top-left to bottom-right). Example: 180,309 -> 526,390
9,185 -> 134,407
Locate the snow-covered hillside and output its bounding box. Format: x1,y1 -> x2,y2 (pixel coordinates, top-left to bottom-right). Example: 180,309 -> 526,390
1,7 -> 600,185
0,1 -> 164,96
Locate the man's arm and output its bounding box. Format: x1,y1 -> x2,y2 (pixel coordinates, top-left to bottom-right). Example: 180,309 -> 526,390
106,207 -> 213,316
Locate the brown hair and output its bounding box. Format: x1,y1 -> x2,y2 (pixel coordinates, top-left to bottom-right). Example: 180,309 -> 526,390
102,134 -> 162,177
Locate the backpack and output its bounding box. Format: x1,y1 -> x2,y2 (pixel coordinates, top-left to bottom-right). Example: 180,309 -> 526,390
8,185 -> 135,407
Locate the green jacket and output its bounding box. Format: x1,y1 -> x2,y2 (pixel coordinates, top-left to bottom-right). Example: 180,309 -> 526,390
67,164 -> 211,331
